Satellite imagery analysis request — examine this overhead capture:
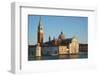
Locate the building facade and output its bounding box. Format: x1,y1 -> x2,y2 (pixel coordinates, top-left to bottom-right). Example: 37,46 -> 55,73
36,43 -> 41,56
69,36 -> 79,54
42,46 -> 58,56
58,46 -> 69,55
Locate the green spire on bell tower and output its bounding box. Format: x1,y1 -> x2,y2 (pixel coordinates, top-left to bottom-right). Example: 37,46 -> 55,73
37,16 -> 44,44
38,16 -> 43,30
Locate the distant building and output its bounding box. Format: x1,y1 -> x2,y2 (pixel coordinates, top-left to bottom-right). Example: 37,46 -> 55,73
79,44 -> 88,52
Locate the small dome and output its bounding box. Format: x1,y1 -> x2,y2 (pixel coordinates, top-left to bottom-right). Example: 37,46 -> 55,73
58,32 -> 65,40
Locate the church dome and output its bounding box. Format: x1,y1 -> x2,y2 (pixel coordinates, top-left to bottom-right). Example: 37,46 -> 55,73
58,32 -> 65,40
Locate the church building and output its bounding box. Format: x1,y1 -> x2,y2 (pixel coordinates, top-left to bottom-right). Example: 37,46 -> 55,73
35,16 -> 79,56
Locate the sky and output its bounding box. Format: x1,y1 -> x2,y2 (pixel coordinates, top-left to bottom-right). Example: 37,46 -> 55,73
28,15 -> 88,45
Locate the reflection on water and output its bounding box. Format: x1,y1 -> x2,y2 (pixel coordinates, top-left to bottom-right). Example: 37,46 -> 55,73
69,54 -> 79,59
59,55 -> 69,59
35,56 -> 41,60
28,52 -> 88,61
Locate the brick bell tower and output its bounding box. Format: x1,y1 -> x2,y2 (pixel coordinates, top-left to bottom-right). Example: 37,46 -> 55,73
37,16 -> 43,45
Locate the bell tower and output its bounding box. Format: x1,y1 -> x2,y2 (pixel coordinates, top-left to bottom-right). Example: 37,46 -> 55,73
37,16 -> 43,45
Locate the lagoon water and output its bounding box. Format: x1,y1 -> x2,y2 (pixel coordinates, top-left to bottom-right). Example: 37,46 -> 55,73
28,51 -> 88,61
